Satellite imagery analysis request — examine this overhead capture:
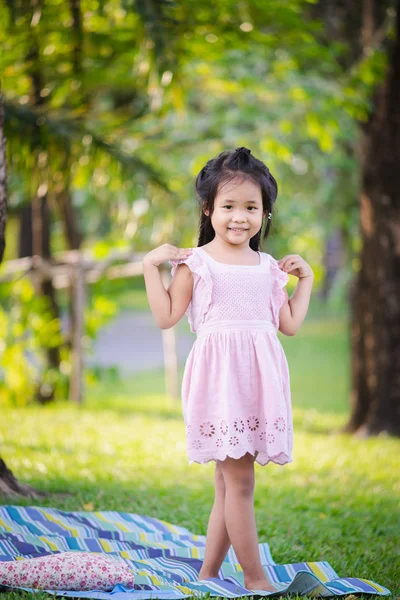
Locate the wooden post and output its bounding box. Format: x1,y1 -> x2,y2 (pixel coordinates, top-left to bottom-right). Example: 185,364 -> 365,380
0,252 -> 180,405
69,257 -> 85,404
161,267 -> 179,401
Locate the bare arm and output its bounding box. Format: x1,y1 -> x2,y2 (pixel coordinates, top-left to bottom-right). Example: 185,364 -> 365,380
278,274 -> 314,336
143,245 -> 193,329
276,253 -> 314,336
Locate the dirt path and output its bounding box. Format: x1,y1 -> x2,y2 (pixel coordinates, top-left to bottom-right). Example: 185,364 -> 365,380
86,310 -> 194,374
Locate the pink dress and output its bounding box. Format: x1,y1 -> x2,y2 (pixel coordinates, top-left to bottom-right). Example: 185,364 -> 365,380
169,246 -> 293,467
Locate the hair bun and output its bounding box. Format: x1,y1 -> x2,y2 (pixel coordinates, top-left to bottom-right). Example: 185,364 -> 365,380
235,146 -> 251,156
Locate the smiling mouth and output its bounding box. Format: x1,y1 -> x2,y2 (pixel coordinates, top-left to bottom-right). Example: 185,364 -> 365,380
228,228 -> 248,231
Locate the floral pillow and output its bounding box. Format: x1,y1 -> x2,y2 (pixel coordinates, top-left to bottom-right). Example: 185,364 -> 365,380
0,551 -> 136,591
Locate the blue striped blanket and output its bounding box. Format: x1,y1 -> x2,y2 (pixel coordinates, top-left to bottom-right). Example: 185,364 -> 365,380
0,506 -> 391,598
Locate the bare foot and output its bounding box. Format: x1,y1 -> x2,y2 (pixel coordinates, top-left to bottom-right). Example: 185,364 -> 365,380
244,578 -> 275,592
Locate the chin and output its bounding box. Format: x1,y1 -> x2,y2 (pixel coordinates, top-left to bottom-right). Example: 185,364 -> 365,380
226,236 -> 250,244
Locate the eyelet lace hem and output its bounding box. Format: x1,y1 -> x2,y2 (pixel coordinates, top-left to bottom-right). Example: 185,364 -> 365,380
188,447 -> 292,466
169,248 -> 213,333
186,414 -> 292,466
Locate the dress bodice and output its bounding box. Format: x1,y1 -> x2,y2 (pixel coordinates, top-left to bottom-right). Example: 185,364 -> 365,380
169,246 -> 289,334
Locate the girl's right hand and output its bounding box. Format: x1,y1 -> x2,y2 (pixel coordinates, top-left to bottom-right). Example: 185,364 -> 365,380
143,244 -> 193,268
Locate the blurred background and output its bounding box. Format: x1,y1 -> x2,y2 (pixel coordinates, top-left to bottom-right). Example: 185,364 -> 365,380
0,0 -> 399,592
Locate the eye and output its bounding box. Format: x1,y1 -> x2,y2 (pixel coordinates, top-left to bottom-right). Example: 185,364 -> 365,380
222,205 -> 257,210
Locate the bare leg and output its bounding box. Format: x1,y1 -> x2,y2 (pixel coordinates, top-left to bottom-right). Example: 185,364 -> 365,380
218,452 -> 275,592
198,461 -> 231,580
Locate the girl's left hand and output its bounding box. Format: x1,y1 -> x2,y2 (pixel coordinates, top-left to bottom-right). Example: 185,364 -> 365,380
277,254 -> 314,279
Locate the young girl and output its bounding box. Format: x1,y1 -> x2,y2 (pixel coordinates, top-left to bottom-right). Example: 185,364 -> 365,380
143,146 -> 314,593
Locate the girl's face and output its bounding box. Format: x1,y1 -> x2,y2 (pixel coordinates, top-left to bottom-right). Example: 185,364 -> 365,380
204,178 -> 266,247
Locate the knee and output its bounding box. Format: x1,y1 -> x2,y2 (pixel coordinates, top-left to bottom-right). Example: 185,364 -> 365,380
228,474 -> 255,497
219,463 -> 255,497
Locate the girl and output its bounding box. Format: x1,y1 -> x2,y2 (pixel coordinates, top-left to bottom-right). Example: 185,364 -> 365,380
143,146 -> 314,593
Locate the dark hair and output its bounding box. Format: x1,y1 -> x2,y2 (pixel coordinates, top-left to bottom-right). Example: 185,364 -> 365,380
194,147 -> 278,250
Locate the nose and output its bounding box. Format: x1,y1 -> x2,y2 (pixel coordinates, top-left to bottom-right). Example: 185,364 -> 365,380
232,211 -> 247,221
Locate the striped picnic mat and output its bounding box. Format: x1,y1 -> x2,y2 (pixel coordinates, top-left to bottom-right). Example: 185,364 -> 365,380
0,505 -> 391,598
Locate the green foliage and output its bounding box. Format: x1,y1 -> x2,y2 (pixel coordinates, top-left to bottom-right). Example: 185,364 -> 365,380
0,279 -> 66,405
1,0 -> 378,265
0,0 -> 391,300
0,276 -> 117,406
85,293 -> 117,341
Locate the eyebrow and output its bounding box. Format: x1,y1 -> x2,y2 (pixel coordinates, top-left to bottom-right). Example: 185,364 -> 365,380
219,199 -> 259,204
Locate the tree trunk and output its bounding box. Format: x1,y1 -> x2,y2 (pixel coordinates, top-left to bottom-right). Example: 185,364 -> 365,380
0,459 -> 46,498
0,91 -> 47,497
23,8 -> 64,403
342,1 -> 400,436
18,196 -> 61,403
320,227 -> 345,302
59,188 -> 83,250
0,90 -> 6,263
57,176 -> 85,403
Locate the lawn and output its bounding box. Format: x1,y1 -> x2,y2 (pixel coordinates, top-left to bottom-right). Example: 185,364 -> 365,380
0,313 -> 399,599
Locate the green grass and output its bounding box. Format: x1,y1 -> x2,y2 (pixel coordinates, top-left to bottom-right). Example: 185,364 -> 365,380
0,315 -> 399,599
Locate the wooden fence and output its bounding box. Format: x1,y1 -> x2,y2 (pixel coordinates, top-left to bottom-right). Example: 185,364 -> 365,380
0,250 -> 179,403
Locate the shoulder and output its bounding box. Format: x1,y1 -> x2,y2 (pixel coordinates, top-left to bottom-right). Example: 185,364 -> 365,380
168,247 -> 202,277
267,253 -> 289,283
265,253 -> 280,267
261,252 -> 273,266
